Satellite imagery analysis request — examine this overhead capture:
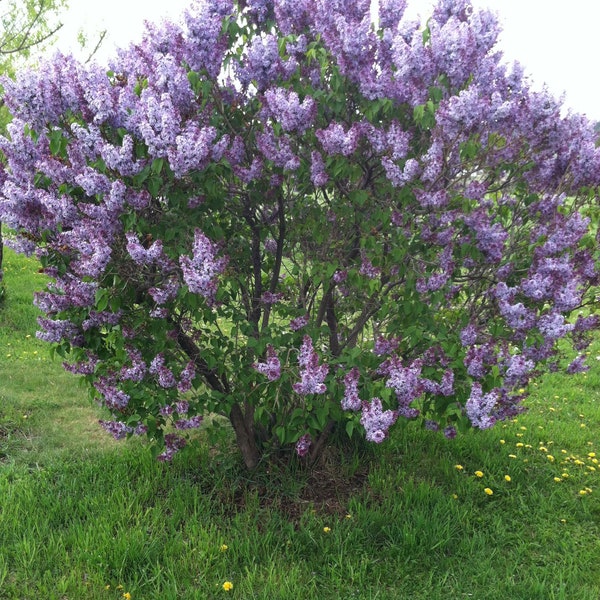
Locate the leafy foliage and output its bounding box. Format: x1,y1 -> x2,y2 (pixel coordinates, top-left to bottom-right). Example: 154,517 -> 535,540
1,0 -> 599,468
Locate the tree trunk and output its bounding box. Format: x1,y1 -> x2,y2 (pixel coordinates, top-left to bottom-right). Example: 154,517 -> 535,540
229,402 -> 261,469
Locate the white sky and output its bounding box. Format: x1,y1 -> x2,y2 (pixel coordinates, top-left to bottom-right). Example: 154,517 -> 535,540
54,0 -> 600,121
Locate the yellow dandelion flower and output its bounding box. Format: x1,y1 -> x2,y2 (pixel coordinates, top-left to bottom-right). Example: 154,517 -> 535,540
117,585 -> 124,591
220,544 -> 228,552
484,488 -> 493,496
574,460 -> 585,466
549,407 -> 556,412
474,470 -> 484,478
323,527 -> 331,533
123,594 -> 131,600
105,585 -> 111,590
562,473 -> 569,478
585,487 -> 593,493
579,490 -> 588,496
516,433 -> 524,438
553,477 -> 561,483
345,514 -> 352,519
547,455 -> 555,462
508,454 -> 517,459
519,426 -> 527,431
499,439 -> 506,444
592,459 -> 599,465
580,423 -> 587,428
455,464 -> 464,471
539,446 -> 548,452
516,443 -> 524,448
588,452 -> 596,458
223,581 -> 234,592
504,475 -> 511,482
451,494 -> 458,499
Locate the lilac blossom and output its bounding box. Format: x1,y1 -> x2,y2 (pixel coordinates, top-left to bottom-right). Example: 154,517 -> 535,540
157,433 -> 187,462
150,353 -> 177,388
373,336 -> 400,356
253,345 -> 282,381
316,122 -> 360,156
175,415 -> 204,429
293,336 -> 328,395
289,314 -> 309,331
359,252 -> 381,279
465,383 -> 498,429
360,397 -> 398,443
538,312 -> 574,341
342,368 -> 361,411
120,347 -> 147,382
295,433 -> 312,457
94,376 -> 130,411
566,355 -> 589,374
503,355 -> 534,388
180,229 -> 228,303
99,420 -> 132,440
177,361 -> 196,393
264,88 -> 316,133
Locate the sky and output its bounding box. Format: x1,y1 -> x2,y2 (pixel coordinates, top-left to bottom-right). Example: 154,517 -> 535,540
54,0 -> 600,121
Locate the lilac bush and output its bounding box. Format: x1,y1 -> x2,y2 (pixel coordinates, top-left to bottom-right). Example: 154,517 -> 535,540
1,0 -> 599,468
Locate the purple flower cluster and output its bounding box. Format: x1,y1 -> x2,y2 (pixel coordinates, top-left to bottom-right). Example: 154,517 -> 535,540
360,398 -> 398,443
316,122 -> 360,156
264,88 -> 316,133
465,383 -> 498,429
94,376 -> 130,411
289,314 -> 309,331
157,433 -> 187,462
149,353 -> 177,388
342,367 -> 361,411
295,433 -> 312,457
180,229 -> 228,303
293,336 -> 328,395
385,358 -> 423,417
253,345 -> 282,381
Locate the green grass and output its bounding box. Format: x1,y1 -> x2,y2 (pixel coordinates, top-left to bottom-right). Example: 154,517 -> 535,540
1,247 -> 600,599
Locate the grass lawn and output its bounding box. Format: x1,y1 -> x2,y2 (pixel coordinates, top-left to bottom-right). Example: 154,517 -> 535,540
1,248 -> 600,599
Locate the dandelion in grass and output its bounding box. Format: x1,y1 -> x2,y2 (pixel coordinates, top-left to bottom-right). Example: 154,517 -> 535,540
579,490 -> 588,496
554,477 -> 562,482
484,488 -> 494,496
474,470 -> 484,478
589,452 -> 596,458
222,581 -> 234,591
123,594 -> 131,600
516,443 -> 524,448
455,464 -> 464,471
220,544 -> 228,552
509,454 -> 517,459
504,475 -> 511,482
323,526 -> 331,533
345,514 -> 352,519
499,439 -> 505,444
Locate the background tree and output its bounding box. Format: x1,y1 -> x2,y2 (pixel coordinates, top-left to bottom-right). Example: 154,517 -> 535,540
0,0 -> 67,295
1,0 -> 599,470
